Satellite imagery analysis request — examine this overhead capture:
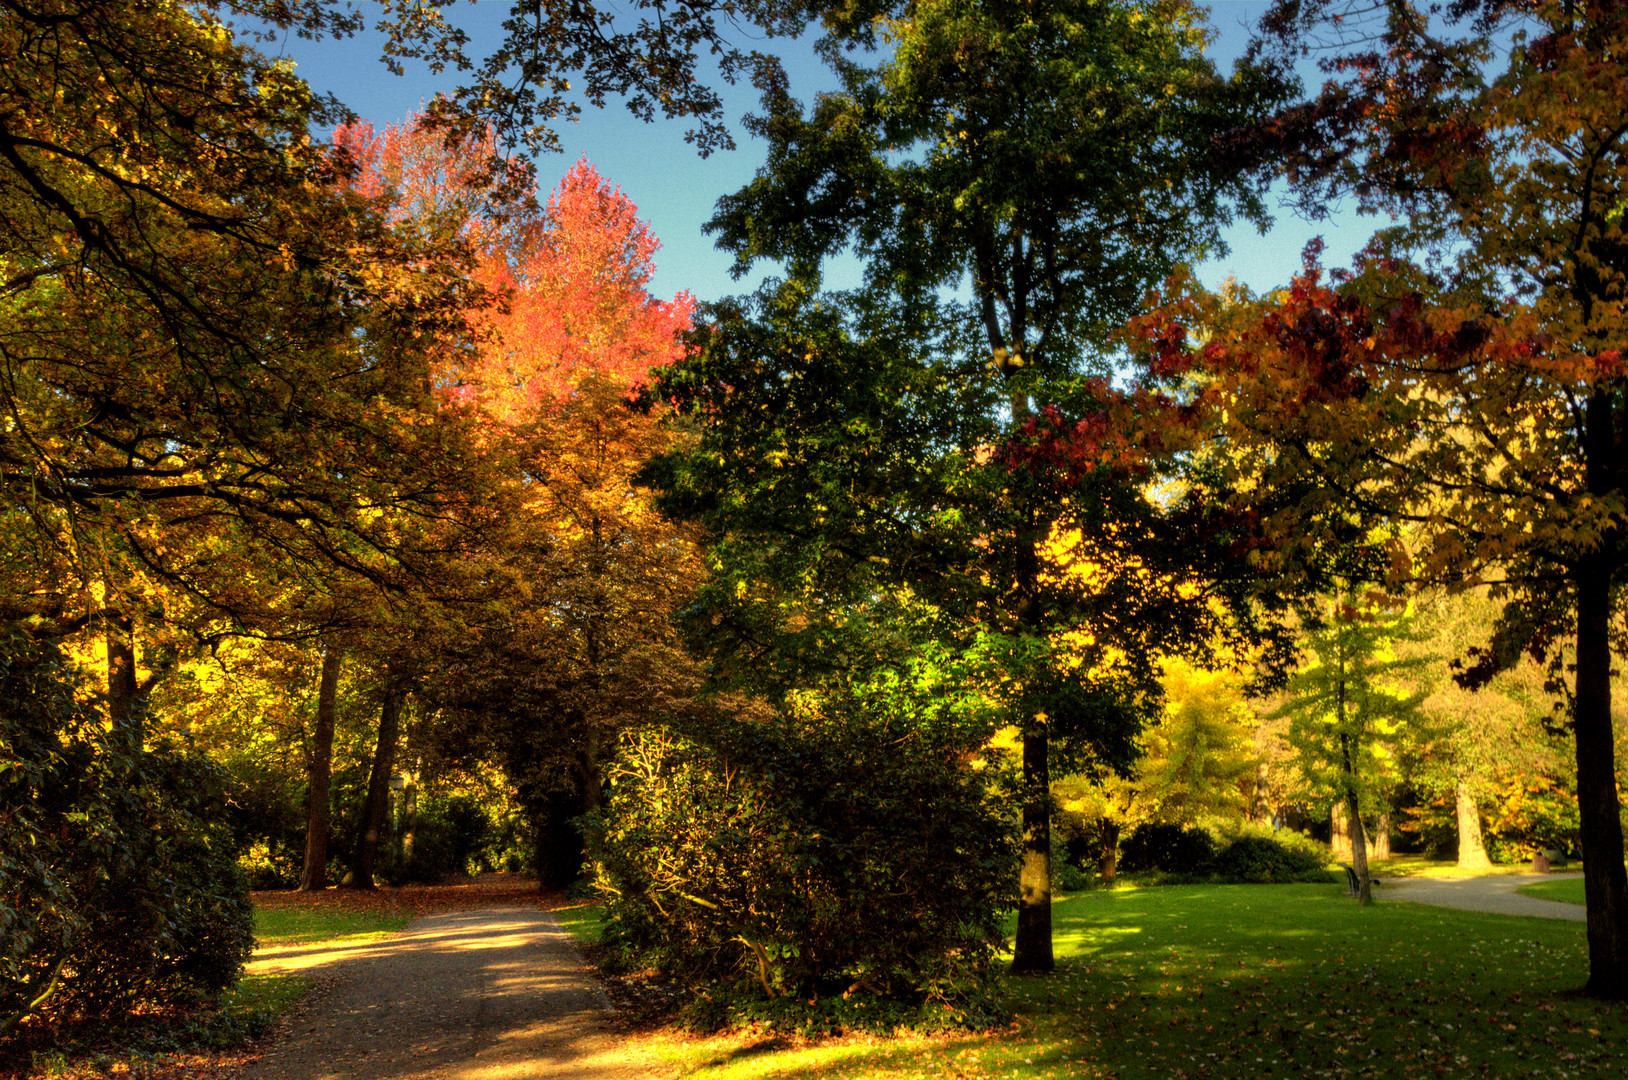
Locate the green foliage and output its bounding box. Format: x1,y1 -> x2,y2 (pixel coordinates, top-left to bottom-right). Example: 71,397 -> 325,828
586,666 -> 1015,1031
1276,598 -> 1428,816
398,795 -> 493,884
0,635 -> 253,1038
1118,822 -> 1216,874
1208,835 -> 1331,884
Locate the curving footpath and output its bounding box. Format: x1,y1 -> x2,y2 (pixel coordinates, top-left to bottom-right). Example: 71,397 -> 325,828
1381,872 -> 1585,922
240,907 -> 655,1080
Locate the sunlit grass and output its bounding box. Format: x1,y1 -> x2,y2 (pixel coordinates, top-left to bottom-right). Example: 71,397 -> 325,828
640,882 -> 1624,1080
253,902 -> 413,946
1517,876 -> 1586,905
551,899 -> 604,943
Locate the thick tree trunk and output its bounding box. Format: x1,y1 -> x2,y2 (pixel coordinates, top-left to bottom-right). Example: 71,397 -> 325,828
1371,810 -> 1392,861
1330,801 -> 1353,862
1012,721 -> 1054,972
1099,818 -> 1121,880
1573,558 -> 1628,998
1455,776 -> 1492,870
349,684 -> 405,890
1252,761 -> 1274,827
299,648 -> 344,892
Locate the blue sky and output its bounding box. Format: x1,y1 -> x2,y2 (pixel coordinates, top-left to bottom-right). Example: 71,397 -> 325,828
247,1 -> 1376,306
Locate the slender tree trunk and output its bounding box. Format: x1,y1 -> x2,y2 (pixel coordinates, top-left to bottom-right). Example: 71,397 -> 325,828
1337,722 -> 1374,905
1573,556 -> 1628,998
1345,786 -> 1374,905
1013,717 -> 1054,972
1455,776 -> 1491,870
106,618 -> 140,744
349,683 -> 405,890
299,648 -> 344,892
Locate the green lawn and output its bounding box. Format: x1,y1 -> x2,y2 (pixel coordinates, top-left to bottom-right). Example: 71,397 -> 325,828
253,902 -> 414,946
1517,877 -> 1587,905
631,883 -> 1624,1080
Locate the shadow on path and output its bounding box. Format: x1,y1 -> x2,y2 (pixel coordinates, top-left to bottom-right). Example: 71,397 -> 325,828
243,907 -> 653,1080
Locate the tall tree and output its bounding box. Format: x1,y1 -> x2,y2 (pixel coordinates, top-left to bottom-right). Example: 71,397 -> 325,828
1274,596 -> 1425,904
0,1 -> 497,725
651,0 -> 1292,971
1225,0 -> 1628,994
299,646 -> 345,891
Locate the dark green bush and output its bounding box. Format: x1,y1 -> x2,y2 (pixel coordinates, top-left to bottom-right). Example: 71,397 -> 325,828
1118,822 -> 1215,874
585,691 -> 1015,1032
1,634 -> 253,1038
1210,834 -> 1331,883
399,796 -> 493,883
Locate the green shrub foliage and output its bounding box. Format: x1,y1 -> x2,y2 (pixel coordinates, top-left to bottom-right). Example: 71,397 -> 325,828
1,635 -> 254,1036
1118,822 -> 1216,874
586,693 -> 1014,1030
1210,834 -> 1331,883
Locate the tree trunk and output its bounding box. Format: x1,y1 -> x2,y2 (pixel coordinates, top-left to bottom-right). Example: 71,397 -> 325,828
1371,810 -> 1392,861
1337,730 -> 1374,905
299,648 -> 343,892
1099,818 -> 1121,880
106,618 -> 140,743
1330,801 -> 1353,861
1345,788 -> 1374,904
1012,720 -> 1054,972
349,683 -> 405,890
1573,556 -> 1628,998
1455,776 -> 1491,870
1252,761 -> 1274,827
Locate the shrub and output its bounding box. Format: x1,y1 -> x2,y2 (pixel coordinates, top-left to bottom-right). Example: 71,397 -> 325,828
1,635 -> 254,1038
1210,834 -> 1332,883
586,691 -> 1015,1032
1118,823 -> 1215,874
399,796 -> 493,883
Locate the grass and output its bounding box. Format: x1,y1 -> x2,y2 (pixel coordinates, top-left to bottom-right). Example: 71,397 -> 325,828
253,900 -> 414,946
552,899 -> 606,944
624,882 -> 1626,1080
1518,876 -> 1587,905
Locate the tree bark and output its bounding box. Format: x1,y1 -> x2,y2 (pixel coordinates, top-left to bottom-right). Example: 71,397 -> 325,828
106,617 -> 140,743
1013,720 -> 1054,972
1455,776 -> 1492,870
1099,818 -> 1121,880
1371,810 -> 1392,861
1345,786 -> 1374,905
349,683 -> 405,890
1331,801 -> 1353,862
1338,731 -> 1374,905
298,648 -> 344,892
1573,555 -> 1628,998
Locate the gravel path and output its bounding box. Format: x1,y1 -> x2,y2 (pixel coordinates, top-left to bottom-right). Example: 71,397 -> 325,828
1381,872 -> 1586,921
240,907 -> 656,1080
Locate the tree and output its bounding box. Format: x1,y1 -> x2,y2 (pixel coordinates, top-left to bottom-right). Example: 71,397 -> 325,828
0,1 -> 499,735
1056,659 -> 1259,877
1273,596 -> 1425,904
1210,0 -> 1628,995
650,0 -> 1291,971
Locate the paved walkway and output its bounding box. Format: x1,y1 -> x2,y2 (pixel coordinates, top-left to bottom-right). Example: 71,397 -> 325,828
1380,872 -> 1586,921
241,907 -> 656,1080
